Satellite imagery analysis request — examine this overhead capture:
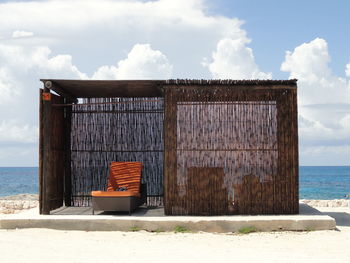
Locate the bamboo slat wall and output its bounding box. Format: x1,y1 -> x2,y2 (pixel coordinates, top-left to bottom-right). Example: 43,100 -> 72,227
70,97 -> 164,206
164,85 -> 298,215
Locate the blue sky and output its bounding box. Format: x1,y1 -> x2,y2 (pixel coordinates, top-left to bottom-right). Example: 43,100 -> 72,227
0,0 -> 349,166
208,0 -> 350,79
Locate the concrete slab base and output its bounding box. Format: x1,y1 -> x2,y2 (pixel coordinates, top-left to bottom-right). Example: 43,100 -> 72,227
0,204 -> 336,233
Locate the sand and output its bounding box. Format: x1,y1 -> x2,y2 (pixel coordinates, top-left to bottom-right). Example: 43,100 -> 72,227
0,206 -> 349,263
0,225 -> 349,263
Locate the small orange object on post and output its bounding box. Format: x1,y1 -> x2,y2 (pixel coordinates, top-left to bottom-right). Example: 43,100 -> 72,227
42,92 -> 51,101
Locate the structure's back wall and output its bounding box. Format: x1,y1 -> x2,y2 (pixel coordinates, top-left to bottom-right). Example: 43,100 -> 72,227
70,97 -> 164,206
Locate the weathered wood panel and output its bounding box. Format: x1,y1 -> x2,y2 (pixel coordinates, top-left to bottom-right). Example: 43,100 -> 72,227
40,88 -> 52,214
39,89 -> 65,214
39,89 -> 44,214
49,93 -> 65,211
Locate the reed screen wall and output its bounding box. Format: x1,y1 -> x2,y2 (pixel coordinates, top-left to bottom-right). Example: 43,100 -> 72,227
70,97 -> 164,206
164,84 -> 298,215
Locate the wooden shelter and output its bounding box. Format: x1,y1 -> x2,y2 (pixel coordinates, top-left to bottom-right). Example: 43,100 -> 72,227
39,79 -> 299,215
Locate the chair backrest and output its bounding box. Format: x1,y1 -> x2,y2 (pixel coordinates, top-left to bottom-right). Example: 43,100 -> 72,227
107,162 -> 142,193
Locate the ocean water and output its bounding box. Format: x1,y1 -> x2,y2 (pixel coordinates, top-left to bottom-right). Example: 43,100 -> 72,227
0,167 -> 38,197
299,166 -> 350,199
0,166 -> 349,199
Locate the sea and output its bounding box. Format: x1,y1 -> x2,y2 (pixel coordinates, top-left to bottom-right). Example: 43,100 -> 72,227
0,166 -> 349,199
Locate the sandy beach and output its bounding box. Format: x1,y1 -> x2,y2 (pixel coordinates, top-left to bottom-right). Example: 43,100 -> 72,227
0,213 -> 349,263
0,195 -> 349,263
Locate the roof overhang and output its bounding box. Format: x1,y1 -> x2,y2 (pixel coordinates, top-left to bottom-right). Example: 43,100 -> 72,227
40,79 -> 297,100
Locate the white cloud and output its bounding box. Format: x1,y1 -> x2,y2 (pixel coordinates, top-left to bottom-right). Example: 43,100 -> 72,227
0,41 -> 173,158
0,43 -> 88,165
0,68 -> 19,104
0,44 -> 87,79
298,115 -> 333,141
44,53 -> 88,80
281,38 -> 350,164
91,65 -> 118,80
346,63 -> 350,77
300,145 -> 350,166
0,44 -> 87,105
92,44 -> 173,79
0,0 -> 247,79
12,30 -> 34,38
281,38 -> 350,105
0,120 -> 38,143
0,0 -> 241,36
0,0 -> 347,165
0,0 -> 262,166
339,114 -> 350,130
203,38 -> 272,79
281,38 -> 330,81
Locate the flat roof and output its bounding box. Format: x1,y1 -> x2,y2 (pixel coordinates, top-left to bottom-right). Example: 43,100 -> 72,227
40,79 -> 297,99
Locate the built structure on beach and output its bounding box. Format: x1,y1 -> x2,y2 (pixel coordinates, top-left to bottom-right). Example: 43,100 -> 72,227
39,79 -> 299,216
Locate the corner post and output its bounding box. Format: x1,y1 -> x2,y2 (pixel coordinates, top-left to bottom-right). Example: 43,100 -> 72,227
40,81 -> 53,214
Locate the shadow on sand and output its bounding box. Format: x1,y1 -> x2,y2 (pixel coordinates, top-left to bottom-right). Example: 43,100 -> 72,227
320,212 -> 350,227
300,203 -> 350,227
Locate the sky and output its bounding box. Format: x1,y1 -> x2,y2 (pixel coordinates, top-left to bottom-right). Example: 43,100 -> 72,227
0,0 -> 349,166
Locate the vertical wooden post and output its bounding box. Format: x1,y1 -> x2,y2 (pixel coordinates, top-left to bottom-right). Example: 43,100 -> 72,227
39,89 -> 44,214
291,88 -> 299,213
275,90 -> 285,214
275,88 -> 299,214
40,80 -> 67,214
64,101 -> 72,206
41,83 -> 52,214
163,87 -> 178,215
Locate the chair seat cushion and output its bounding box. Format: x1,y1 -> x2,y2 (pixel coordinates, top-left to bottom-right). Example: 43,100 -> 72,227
91,190 -> 140,198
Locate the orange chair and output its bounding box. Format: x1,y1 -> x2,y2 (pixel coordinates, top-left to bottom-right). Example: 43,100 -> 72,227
91,162 -> 146,215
